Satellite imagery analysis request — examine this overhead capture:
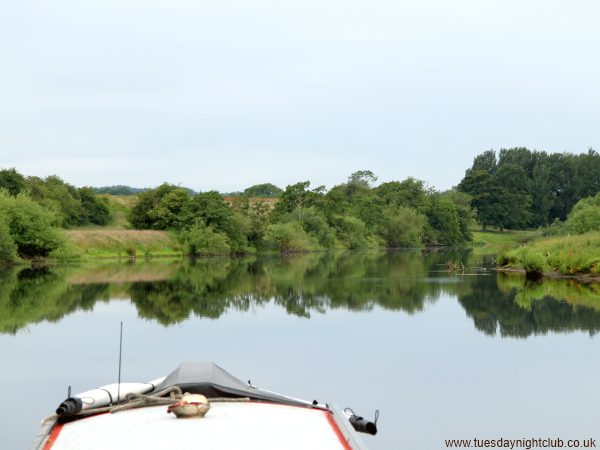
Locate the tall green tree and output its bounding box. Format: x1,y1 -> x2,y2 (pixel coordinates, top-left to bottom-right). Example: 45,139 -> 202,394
486,164 -> 532,230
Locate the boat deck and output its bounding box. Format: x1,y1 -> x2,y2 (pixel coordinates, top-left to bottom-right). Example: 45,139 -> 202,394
44,401 -> 352,450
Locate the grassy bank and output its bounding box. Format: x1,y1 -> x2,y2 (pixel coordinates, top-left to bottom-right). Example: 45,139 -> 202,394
66,229 -> 181,259
498,231 -> 600,278
470,229 -> 535,254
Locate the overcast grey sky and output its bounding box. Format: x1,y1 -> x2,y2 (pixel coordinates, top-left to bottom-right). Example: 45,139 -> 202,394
1,0 -> 599,192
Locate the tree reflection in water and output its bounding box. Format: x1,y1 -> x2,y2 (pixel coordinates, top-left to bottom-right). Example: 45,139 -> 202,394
1,250 -> 600,337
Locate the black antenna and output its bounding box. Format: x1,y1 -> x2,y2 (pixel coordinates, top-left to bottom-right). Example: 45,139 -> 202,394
117,321 -> 123,404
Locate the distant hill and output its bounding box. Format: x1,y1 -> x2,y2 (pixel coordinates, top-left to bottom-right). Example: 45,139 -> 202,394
92,185 -> 196,195
91,185 -> 147,195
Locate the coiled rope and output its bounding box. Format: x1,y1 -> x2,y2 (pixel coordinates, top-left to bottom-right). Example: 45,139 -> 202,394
42,388 -> 252,424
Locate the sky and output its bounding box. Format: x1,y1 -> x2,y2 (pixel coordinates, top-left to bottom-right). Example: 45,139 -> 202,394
1,0 -> 599,192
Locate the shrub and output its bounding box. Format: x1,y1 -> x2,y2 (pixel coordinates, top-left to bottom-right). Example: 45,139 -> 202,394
0,191 -> 66,258
266,222 -> 320,253
179,222 -> 231,256
521,250 -> 546,276
382,206 -> 426,247
300,207 -> 339,248
48,243 -> 81,262
565,204 -> 600,235
330,215 -> 377,249
0,214 -> 17,265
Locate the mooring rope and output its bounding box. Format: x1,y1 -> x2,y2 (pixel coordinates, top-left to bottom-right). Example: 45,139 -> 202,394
42,388 -> 253,423
110,386 -> 184,413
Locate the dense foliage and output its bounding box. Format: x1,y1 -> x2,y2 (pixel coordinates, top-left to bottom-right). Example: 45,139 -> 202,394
458,148 -> 600,229
0,169 -> 111,227
129,172 -> 474,255
0,190 -> 69,263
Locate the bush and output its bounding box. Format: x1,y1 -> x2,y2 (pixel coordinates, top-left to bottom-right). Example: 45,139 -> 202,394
179,222 -> 231,256
266,222 -> 320,253
300,207 -> 340,248
382,206 -> 426,247
0,215 -> 17,265
48,243 -> 81,262
496,249 -> 522,267
330,215 -> 377,249
221,212 -> 252,253
521,249 -> 546,276
565,204 -> 600,235
0,191 -> 66,258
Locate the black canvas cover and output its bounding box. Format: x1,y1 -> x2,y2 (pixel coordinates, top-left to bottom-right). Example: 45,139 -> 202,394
154,362 -> 322,409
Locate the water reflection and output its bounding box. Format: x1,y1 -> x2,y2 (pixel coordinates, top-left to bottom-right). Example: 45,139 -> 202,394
1,250 -> 600,337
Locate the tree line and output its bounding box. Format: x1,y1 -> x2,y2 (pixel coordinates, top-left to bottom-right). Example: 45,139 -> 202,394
458,147 -> 600,230
0,168 -> 111,227
0,168 -> 111,264
128,170 -> 474,255
4,145 -> 600,263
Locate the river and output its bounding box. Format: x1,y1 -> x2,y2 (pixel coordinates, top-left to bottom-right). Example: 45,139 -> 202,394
1,250 -> 599,449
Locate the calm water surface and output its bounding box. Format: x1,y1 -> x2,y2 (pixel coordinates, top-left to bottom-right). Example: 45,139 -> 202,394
1,250 -> 599,450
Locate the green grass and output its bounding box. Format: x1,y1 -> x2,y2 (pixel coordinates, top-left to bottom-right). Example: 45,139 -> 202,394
99,194 -> 137,229
499,231 -> 600,277
470,229 -> 535,254
65,229 -> 182,259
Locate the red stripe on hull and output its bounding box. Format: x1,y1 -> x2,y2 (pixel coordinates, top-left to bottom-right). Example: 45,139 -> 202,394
323,410 -> 353,450
42,423 -> 64,450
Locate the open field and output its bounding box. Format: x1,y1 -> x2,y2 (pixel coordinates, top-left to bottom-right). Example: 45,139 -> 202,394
66,229 -> 181,259
99,194 -> 138,228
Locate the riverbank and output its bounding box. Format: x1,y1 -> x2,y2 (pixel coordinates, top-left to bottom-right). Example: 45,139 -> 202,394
65,228 -> 535,261
66,229 -> 181,259
497,231 -> 600,279
469,229 -> 534,254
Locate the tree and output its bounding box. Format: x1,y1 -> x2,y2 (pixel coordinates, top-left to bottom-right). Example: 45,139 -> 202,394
243,183 -> 282,198
185,191 -> 250,252
375,178 -> 429,210
423,195 -> 463,245
458,169 -> 494,229
0,168 -> 26,195
79,187 -> 111,225
487,164 -> 532,230
471,150 -> 497,174
347,170 -> 378,191
129,183 -> 191,229
441,190 -> 474,242
272,182 -> 324,223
